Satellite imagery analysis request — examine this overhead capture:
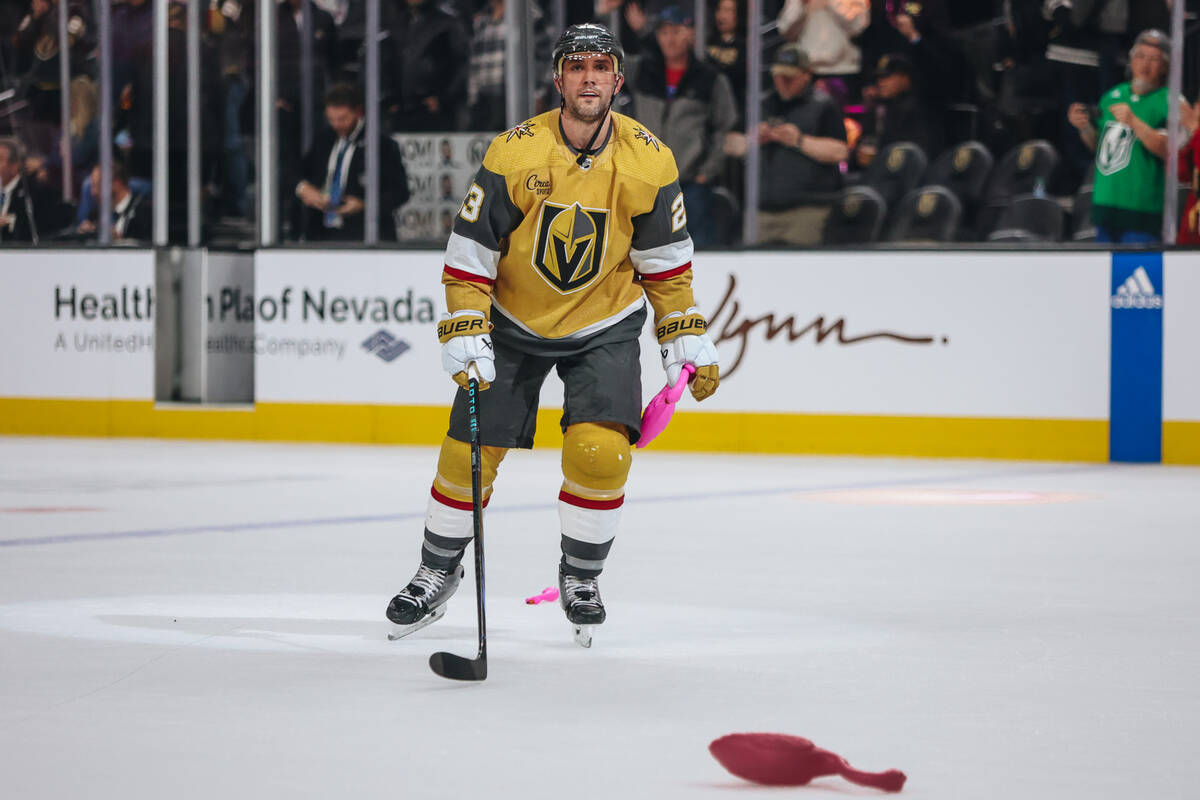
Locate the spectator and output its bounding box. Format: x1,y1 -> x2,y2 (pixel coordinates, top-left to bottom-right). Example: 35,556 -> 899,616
466,0 -> 552,132
110,0 -> 154,177
886,5 -> 976,146
730,44 -> 848,246
208,0 -> 254,218
10,0 -> 92,160
706,0 -> 747,120
592,0 -> 652,64
1038,0 -> 1128,190
1067,29 -> 1170,244
857,52 -> 941,168
776,0 -> 869,101
383,0 -> 469,132
1176,95 -> 1200,245
294,83 -> 410,241
0,136 -> 60,243
629,5 -> 737,248
67,75 -> 98,181
77,161 -> 151,242
278,0 -> 339,234
73,166 -> 150,229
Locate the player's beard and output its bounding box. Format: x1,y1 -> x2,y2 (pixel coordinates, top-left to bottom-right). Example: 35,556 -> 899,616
564,91 -> 610,125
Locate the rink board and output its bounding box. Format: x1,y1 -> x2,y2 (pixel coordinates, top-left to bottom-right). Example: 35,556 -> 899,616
0,248 -> 1196,463
1163,252 -> 1200,463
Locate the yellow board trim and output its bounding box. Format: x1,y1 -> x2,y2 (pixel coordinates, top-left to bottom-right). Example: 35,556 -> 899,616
0,397 -> 1125,462
1164,421 -> 1200,464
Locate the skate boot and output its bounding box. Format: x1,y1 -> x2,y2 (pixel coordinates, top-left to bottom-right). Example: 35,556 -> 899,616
559,566 -> 605,648
386,563 -> 465,641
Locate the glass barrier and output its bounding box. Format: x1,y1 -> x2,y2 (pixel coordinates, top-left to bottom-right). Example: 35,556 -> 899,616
1,1 -> 1197,249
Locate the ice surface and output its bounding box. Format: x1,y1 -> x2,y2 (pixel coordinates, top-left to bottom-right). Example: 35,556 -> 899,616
0,436 -> 1197,799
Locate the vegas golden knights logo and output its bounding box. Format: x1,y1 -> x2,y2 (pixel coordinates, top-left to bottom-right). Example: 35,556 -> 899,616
532,201 -> 609,293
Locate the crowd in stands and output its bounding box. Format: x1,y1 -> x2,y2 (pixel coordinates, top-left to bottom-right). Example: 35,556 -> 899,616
0,0 -> 1196,246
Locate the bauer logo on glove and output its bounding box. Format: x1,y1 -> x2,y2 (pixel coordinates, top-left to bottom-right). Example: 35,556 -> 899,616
655,314 -> 706,342
437,314 -> 489,342
439,309 -> 496,390
656,307 -> 720,402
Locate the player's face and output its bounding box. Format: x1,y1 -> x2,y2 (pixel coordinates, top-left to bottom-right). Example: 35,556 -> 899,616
557,53 -> 622,124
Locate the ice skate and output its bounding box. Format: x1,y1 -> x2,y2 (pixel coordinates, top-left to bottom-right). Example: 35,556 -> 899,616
559,567 -> 605,648
386,563 -> 465,641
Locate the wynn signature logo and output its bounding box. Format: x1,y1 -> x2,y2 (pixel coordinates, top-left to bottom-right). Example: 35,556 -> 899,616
708,274 -> 944,377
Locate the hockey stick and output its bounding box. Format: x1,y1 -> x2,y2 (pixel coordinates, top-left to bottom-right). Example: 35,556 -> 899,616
429,376 -> 488,681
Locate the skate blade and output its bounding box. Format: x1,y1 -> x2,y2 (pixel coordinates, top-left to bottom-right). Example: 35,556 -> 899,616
387,604 -> 447,641
572,624 -> 594,648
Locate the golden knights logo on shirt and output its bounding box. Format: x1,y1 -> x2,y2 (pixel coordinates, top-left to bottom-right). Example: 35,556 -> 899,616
532,201 -> 609,293
1097,122 -> 1135,176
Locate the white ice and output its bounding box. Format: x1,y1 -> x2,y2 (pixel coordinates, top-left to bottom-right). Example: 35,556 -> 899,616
0,436 -> 1197,799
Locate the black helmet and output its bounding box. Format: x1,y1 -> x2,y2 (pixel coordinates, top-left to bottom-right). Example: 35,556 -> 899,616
552,23 -> 624,76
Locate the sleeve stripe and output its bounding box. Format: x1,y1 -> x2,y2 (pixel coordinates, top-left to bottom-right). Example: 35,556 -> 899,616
443,230 -> 500,280
630,237 -> 695,275
443,266 -> 495,285
638,262 -> 692,281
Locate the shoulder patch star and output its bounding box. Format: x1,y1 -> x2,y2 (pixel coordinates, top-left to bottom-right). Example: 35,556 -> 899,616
505,121 -> 536,142
634,127 -> 661,151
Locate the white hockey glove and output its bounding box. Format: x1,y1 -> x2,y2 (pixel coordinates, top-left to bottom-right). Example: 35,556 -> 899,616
437,309 -> 496,390
656,307 -> 720,401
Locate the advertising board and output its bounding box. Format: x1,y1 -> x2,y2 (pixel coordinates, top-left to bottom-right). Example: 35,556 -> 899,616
0,250 -> 155,400
253,250 -> 1111,421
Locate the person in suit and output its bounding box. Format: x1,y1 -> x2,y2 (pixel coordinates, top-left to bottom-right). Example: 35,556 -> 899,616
294,83 -> 411,241
0,136 -> 62,244
77,161 -> 152,242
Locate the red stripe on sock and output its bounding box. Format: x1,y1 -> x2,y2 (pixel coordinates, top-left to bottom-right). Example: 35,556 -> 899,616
443,266 -> 495,285
637,262 -> 692,281
431,486 -> 490,510
558,490 -> 624,510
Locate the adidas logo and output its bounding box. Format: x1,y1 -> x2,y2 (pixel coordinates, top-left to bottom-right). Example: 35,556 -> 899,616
1111,266 -> 1163,310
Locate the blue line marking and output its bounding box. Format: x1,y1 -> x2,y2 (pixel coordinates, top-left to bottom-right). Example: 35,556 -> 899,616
0,463 -> 1100,549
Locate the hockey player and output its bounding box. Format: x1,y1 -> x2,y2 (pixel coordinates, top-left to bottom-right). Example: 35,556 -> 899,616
386,23 -> 720,643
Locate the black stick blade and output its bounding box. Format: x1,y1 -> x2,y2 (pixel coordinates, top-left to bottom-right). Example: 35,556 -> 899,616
429,651 -> 487,681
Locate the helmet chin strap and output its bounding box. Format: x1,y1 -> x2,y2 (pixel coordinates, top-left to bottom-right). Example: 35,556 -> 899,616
565,84 -> 620,169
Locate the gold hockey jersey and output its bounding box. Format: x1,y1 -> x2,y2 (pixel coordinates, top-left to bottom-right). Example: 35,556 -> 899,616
441,109 -> 697,340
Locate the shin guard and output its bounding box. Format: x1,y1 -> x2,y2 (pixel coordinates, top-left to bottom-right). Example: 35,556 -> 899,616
558,422 -> 631,577
422,436 -> 507,569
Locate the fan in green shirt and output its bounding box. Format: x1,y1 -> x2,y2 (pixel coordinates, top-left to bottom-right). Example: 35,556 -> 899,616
1067,29 -> 1172,243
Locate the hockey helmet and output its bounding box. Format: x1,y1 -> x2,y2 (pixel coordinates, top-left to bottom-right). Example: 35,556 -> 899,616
552,23 -> 624,77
